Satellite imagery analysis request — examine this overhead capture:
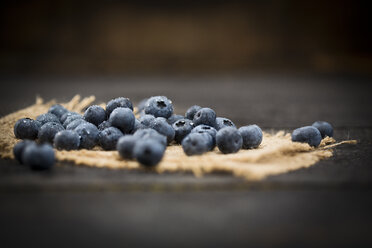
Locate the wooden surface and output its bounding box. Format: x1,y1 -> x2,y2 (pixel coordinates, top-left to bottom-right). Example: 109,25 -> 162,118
0,74 -> 371,247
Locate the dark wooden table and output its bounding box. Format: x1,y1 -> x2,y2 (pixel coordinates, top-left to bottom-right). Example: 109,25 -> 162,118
1,74 -> 371,247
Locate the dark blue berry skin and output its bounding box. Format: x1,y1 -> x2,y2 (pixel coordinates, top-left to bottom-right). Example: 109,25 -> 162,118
292,126 -> 322,147
131,119 -> 146,134
172,119 -> 194,144
150,117 -> 175,144
133,129 -> 167,147
98,121 -> 112,131
13,140 -> 34,164
60,112 -> 80,124
117,135 -> 138,159
191,125 -> 217,149
106,97 -> 133,117
215,117 -> 236,130
312,121 -> 333,138
22,143 -> 55,170
38,122 -> 65,144
144,96 -> 173,118
66,119 -> 87,130
75,122 -> 99,149
167,114 -> 184,125
36,113 -> 60,125
181,132 -> 211,156
216,127 -> 243,154
134,139 -> 166,167
98,127 -> 124,150
63,114 -> 83,128
137,98 -> 148,113
14,118 -> 40,140
53,130 -> 80,151
109,107 -> 135,134
185,105 -> 202,120
193,108 -> 216,127
84,105 -> 106,126
139,114 -> 155,127
238,125 -> 263,149
48,104 -> 68,121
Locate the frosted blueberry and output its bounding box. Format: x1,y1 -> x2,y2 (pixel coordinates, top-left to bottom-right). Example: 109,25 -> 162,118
144,96 -> 173,118
216,127 -> 243,154
238,125 -> 263,149
14,118 -> 40,140
292,126 -> 322,147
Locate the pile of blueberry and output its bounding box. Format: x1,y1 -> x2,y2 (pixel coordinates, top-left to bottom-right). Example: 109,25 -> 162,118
13,96 -> 333,170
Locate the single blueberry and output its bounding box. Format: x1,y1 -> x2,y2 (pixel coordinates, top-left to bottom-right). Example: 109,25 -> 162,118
98,127 -> 124,150
60,111 -> 80,124
185,105 -> 202,120
139,114 -> 156,127
144,96 -> 173,118
14,118 -> 40,140
216,127 -> 243,154
150,117 -> 175,144
292,126 -> 322,147
98,120 -> 112,131
22,143 -> 55,170
131,119 -> 146,134
181,132 -> 211,156
53,130 -> 80,150
238,125 -> 263,149
215,117 -> 236,130
117,135 -> 138,159
109,107 -> 135,134
75,122 -> 99,149
191,124 -> 217,149
36,113 -> 60,125
66,119 -> 87,130
38,122 -> 65,144
48,104 -> 68,121
63,114 -> 83,128
193,108 -> 216,127
172,119 -> 194,144
84,105 -> 106,126
106,97 -> 133,117
312,121 -> 333,138
133,139 -> 166,167
133,128 -> 167,147
167,114 -> 184,125
13,140 -> 34,164
136,98 -> 148,113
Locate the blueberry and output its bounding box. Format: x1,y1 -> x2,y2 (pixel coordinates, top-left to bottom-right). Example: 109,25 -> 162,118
133,139 -> 166,167
48,104 -> 68,121
98,127 -> 124,150
38,122 -> 65,144
133,128 -> 167,147
167,114 -> 184,125
193,108 -> 216,127
53,130 -> 80,151
63,114 -> 83,128
181,132 -> 212,156
60,112 -> 80,124
108,107 -> 135,134
22,143 -> 55,170
84,105 -> 106,126
117,135 -> 138,159
216,127 -> 243,154
312,121 -> 333,138
98,120 -> 112,131
137,98 -> 148,113
36,113 -> 60,125
191,124 -> 217,149
149,117 -> 175,144
106,97 -> 133,117
144,96 -> 173,118
14,118 -> 40,140
172,119 -> 194,144
185,105 -> 202,120
13,140 -> 34,164
139,114 -> 156,127
75,122 -> 99,149
215,117 -> 236,130
131,119 -> 146,134
238,125 -> 263,149
291,126 -> 322,147
66,119 -> 87,130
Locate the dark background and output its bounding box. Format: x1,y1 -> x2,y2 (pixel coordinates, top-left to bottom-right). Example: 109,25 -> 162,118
1,1 -> 372,247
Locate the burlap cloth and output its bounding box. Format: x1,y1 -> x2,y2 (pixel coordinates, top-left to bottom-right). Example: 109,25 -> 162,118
0,95 -> 357,180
